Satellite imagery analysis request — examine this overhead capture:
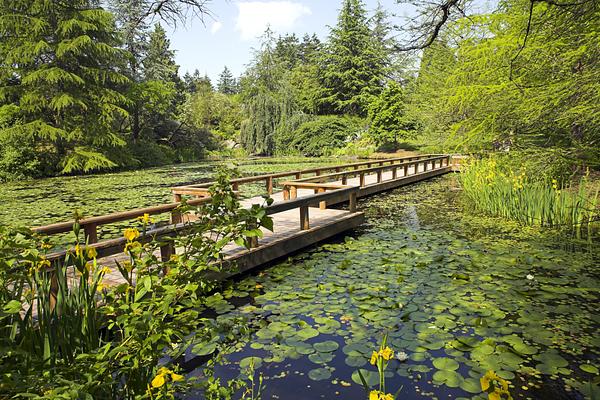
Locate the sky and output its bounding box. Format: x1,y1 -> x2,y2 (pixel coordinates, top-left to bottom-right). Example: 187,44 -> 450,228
166,0 -> 410,83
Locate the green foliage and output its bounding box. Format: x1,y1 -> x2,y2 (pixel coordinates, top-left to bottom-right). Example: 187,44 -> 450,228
368,81 -> 418,150
240,30 -> 297,155
460,156 -> 599,236
319,0 -> 386,116
276,115 -> 364,156
0,0 -> 130,176
0,170 -> 272,398
409,0 -> 600,166
217,66 -> 239,95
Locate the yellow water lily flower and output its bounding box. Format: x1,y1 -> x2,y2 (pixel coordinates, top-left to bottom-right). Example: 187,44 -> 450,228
369,390 -> 394,400
124,228 -> 140,242
100,266 -> 112,275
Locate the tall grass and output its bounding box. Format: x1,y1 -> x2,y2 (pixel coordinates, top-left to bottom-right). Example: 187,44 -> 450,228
459,157 -> 599,237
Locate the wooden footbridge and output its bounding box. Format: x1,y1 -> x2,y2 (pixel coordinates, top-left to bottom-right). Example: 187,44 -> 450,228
33,155 -> 455,285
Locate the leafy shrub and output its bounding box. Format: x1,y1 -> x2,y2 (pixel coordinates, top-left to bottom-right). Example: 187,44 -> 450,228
276,115 -> 365,157
0,132 -> 57,181
0,171 -> 272,398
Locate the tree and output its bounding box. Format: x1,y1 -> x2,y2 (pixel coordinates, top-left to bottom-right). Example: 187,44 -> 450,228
368,81 -> 417,149
409,0 -> 600,162
319,0 -> 386,116
0,0 -> 129,176
144,23 -> 179,82
217,66 -> 238,95
240,29 -> 297,155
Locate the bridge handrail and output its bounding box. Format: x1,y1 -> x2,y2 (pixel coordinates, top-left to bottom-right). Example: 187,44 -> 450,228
171,154 -> 443,195
42,185 -> 360,265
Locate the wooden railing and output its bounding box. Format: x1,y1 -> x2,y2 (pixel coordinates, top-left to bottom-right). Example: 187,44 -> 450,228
171,154 -> 442,198
39,185 -> 360,265
32,154 -> 452,266
281,155 -> 451,201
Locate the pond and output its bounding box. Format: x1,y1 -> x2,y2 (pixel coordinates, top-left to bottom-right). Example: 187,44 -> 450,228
0,157 -> 343,228
186,175 -> 599,399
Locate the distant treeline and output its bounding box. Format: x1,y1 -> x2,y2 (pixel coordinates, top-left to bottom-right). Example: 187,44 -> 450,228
1,0 -> 598,181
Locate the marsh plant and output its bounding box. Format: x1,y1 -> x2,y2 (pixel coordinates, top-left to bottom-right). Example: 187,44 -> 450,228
357,335 -> 402,400
460,157 -> 599,237
0,170 -> 272,398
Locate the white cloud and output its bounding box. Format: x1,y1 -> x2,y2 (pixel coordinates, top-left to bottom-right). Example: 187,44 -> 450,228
210,21 -> 223,34
235,1 -> 311,41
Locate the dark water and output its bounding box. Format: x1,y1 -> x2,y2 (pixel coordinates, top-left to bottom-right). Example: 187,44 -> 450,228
183,175 -> 599,399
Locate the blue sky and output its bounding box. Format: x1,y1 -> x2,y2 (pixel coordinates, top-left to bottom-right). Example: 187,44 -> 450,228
166,0 -> 410,82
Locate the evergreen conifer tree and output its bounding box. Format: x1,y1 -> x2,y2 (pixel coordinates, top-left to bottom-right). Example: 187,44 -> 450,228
217,66 -> 238,95
320,0 -> 385,116
0,0 -> 129,175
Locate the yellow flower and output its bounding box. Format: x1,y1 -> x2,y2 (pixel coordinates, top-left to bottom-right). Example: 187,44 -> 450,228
100,266 -> 112,275
170,372 -> 184,382
124,228 -> 140,242
151,374 -> 165,388
137,213 -> 154,225
74,244 -> 83,257
369,391 -> 393,400
379,346 -> 394,361
124,241 -> 141,253
370,351 -> 379,365
87,247 -> 98,259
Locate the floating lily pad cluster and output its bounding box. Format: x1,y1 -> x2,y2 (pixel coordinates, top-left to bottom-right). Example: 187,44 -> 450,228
192,177 -> 600,399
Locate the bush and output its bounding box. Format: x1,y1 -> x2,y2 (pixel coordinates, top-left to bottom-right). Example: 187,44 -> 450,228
0,133 -> 57,181
276,115 -> 365,157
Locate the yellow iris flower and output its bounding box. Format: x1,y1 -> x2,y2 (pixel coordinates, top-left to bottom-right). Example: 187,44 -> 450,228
124,228 -> 140,242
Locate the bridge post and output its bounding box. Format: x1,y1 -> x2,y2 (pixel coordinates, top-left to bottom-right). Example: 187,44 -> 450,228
300,206 -> 309,230
232,182 -> 239,191
359,172 -> 365,187
84,224 -> 98,244
266,177 -> 273,195
341,174 -> 347,185
349,192 -> 357,212
404,164 -> 409,177
318,188 -> 327,209
283,185 -> 290,200
392,167 -> 397,179
377,170 -> 382,183
291,186 -> 297,199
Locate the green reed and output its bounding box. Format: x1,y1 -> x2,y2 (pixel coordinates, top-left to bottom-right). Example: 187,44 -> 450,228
459,158 -> 599,237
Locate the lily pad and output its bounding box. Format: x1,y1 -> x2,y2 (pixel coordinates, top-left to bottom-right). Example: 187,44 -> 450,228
308,368 -> 332,381
433,357 -> 459,371
313,341 -> 339,353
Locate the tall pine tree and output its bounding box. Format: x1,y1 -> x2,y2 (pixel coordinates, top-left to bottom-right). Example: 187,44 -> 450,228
217,66 -> 237,95
0,0 -> 129,176
319,0 -> 386,116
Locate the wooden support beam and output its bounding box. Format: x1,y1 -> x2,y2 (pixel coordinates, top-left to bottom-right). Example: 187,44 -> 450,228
300,206 -> 309,230
359,173 -> 365,187
266,177 -> 273,195
291,186 -> 297,200
318,188 -> 327,209
377,170 -> 383,183
349,192 -> 357,212
341,175 -> 347,185
84,223 -> 98,244
283,186 -> 290,200
392,167 -> 397,179
404,164 -> 409,177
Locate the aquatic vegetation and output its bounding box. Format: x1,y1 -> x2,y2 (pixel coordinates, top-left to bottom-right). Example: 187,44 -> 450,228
194,176 -> 599,399
0,171 -> 272,398
460,157 -> 599,237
